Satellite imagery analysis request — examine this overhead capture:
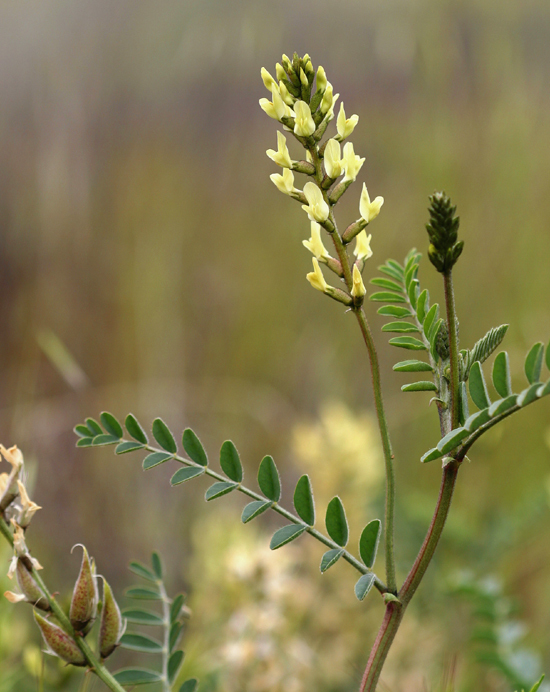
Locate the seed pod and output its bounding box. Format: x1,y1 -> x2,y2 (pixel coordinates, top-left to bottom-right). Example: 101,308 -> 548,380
69,545 -> 98,633
99,578 -> 125,659
33,611 -> 86,666
16,559 -> 50,611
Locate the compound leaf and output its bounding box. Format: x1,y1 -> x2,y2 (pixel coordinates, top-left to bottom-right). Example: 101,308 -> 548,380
524,342 -> 544,384
241,500 -> 271,523
170,467 -> 204,486
320,548 -> 344,573
325,497 -> 348,547
168,650 -> 185,684
113,669 -> 163,685
492,351 -> 512,398
152,418 -> 177,454
258,455 -> 281,502
205,482 -> 237,501
270,524 -> 306,550
469,361 -> 491,410
119,633 -> 163,653
359,519 -> 381,569
393,360 -> 433,372
182,429 -> 208,466
293,475 -> 315,526
388,336 -> 427,351
125,414 -> 148,444
100,412 -> 123,439
219,440 -> 243,483
355,573 -> 376,601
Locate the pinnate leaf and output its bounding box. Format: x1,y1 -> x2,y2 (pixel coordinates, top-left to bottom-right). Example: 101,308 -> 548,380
220,440 -> 243,482
182,429 -> 208,466
325,497 -> 348,547
152,418 -> 177,453
320,548 -> 344,573
359,520 -> 381,569
492,352 -> 512,398
126,414 -> 148,444
293,475 -> 315,526
114,669 -> 163,685
205,481 -> 237,501
524,342 -> 544,384
119,633 -> 163,653
129,562 -> 157,582
469,361 -> 491,410
171,467 -> 204,486
258,455 -> 281,502
270,524 -> 306,550
355,573 -> 376,601
241,500 -> 271,523
393,360 -> 433,372
100,412 -> 123,438
168,650 -> 185,684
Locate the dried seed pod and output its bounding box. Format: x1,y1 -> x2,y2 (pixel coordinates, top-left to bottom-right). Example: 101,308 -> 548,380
34,611 -> 86,666
15,559 -> 50,611
99,578 -> 125,659
69,545 -> 98,633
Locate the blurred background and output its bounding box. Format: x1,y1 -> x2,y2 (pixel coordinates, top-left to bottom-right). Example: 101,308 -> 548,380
0,0 -> 549,690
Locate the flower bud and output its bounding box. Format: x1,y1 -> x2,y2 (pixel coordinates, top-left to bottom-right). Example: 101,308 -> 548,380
69,545 -> 98,633
275,62 -> 286,81
260,67 -> 277,92
34,611 -> 86,666
351,265 -> 367,301
99,578 -> 125,660
320,84 -> 334,115
299,67 -> 308,87
316,66 -> 327,94
278,81 -> 294,106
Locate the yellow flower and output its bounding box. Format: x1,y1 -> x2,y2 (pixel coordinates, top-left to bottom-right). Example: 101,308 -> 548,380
306,258 -> 328,293
266,131 -> 293,168
260,67 -> 277,92
301,182 -> 330,223
354,231 -> 373,261
0,445 -> 23,471
259,85 -> 292,122
351,264 -> 366,298
293,100 -> 316,137
359,183 -> 384,223
316,66 -> 327,93
342,142 -> 365,183
270,168 -> 297,196
303,222 -> 329,260
324,139 -> 342,179
320,83 -> 334,115
336,103 -> 359,140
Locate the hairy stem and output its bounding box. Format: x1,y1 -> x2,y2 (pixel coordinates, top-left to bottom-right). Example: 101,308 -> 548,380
158,578 -> 171,691
0,516 -> 126,692
444,270 -> 460,430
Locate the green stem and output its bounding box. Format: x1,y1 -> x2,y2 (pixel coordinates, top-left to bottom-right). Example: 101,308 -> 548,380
158,578 -> 171,691
354,308 -> 397,594
443,270 -> 460,430
0,516 -> 126,692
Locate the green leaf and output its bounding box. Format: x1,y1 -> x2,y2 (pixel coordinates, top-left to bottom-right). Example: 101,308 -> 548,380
320,548 -> 344,573
151,552 -> 163,579
100,412 -> 123,438
370,292 -> 406,303
119,633 -> 163,653
381,322 -> 419,333
386,259 -> 405,275
546,339 -> 550,371
527,674 -> 545,692
354,573 -> 376,601
85,418 -> 103,436
171,466 -> 204,486
388,336 -> 427,351
182,429 -> 208,466
421,447 -> 443,463
488,395 -> 517,417
270,524 -> 306,550
129,562 -> 157,582
325,497 -> 348,547
404,263 -> 418,290
169,621 -> 183,651
179,679 -> 199,692
428,317 -> 444,346
219,440 -> 243,483
241,500 -> 272,523
422,303 -> 439,338
407,278 -> 419,309
359,520 -> 381,569
393,360 -> 433,372
539,380 -> 550,397
113,669 -> 163,685
258,455 -> 281,502
125,587 -> 161,600
517,383 -> 542,407
205,481 -> 237,501
121,609 -> 164,626
293,475 -> 315,526
125,414 -> 148,444
170,594 -> 185,622
92,434 -> 120,446
116,441 -> 144,455
416,289 -> 429,324
468,325 -> 509,371
168,650 -> 185,684
469,361 -> 491,410
370,277 -> 403,292
377,305 -> 413,319
152,418 -> 177,454
401,381 -> 438,392
524,342 -> 544,384
74,424 -> 92,438
464,408 -> 492,432
492,352 -> 512,398
143,452 -> 173,470
76,437 -> 93,448
459,382 -> 469,426
437,427 -> 469,454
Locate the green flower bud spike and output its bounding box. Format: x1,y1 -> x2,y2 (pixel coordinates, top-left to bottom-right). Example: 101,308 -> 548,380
99,578 -> 125,660
425,192 -> 464,273
69,544 -> 98,633
34,611 -> 86,666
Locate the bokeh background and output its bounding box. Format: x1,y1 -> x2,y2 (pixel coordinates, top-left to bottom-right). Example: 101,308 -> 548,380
0,0 -> 549,690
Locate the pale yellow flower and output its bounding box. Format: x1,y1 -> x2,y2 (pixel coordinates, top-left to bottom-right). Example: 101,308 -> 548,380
306,258 -> 328,293
0,445 -> 23,471
354,231 -> 373,261
320,83 -> 334,114
260,67 -> 277,92
266,131 -> 293,169
303,222 -> 329,260
270,168 -> 297,196
293,101 -> 316,137
342,142 -> 365,183
275,63 -> 286,81
299,67 -> 308,87
278,81 -> 294,106
324,139 -> 342,179
301,182 -> 330,223
316,66 -> 327,93
359,183 -> 384,223
336,103 -> 359,140
351,264 -> 366,298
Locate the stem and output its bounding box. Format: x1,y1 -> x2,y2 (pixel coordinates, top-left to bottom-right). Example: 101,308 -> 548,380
0,516 -> 126,692
443,270 -> 460,430
158,578 -> 171,691
359,460 -> 460,691
354,308 -> 397,594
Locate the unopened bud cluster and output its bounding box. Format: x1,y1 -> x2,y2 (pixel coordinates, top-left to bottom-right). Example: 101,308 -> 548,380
425,192 -> 464,273
1,445 -> 124,667
260,52 -> 384,307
